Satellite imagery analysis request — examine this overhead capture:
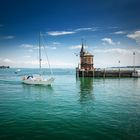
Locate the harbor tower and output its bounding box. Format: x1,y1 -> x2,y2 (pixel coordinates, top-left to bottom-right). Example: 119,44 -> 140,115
80,42 -> 94,70
76,41 -> 95,77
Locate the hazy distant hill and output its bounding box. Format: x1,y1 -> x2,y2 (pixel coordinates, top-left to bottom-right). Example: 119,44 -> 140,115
110,66 -> 140,68
0,66 -> 10,69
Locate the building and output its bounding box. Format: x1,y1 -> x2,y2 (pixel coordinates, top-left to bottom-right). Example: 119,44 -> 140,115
80,42 -> 94,70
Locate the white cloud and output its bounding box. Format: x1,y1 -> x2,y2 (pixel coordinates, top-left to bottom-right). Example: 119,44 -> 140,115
51,60 -> 74,68
28,49 -> 33,52
69,45 -> 88,50
45,46 -> 57,50
102,38 -> 115,45
108,26 -> 118,29
0,58 -> 15,67
69,45 -> 82,49
21,60 -> 39,65
47,31 -> 76,36
3,58 -> 14,63
24,55 -> 31,58
0,58 -> 14,66
0,35 -> 15,40
47,27 -> 96,36
94,47 -> 140,54
19,44 -> 34,48
113,31 -> 126,35
0,58 -> 15,66
19,43 -> 57,51
75,27 -> 98,32
52,42 -> 60,45
18,59 -> 74,68
127,31 -> 140,44
75,27 -> 92,31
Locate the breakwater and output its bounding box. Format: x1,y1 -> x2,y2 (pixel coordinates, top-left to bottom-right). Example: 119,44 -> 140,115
76,68 -> 139,78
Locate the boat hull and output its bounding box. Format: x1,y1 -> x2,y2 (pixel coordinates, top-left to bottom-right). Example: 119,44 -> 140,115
22,77 -> 54,85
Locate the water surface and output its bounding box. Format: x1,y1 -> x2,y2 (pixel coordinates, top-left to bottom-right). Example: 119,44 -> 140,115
0,68 -> 140,140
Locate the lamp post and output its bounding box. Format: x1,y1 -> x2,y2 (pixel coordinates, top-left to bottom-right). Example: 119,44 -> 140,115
118,60 -> 120,71
133,52 -> 135,72
118,60 -> 120,78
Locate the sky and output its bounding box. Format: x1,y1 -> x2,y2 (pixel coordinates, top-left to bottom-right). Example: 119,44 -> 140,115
0,0 -> 140,68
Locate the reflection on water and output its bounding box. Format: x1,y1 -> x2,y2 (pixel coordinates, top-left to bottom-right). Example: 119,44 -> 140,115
77,77 -> 94,103
22,84 -> 54,100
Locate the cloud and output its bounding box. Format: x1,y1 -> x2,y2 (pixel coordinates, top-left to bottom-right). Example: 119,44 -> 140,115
0,35 -> 15,40
69,45 -> 88,50
0,58 -> 15,66
3,58 -> 13,63
94,48 -> 140,54
113,31 -> 126,35
45,46 -> 57,50
19,43 -> 57,51
127,31 -> 140,44
75,27 -> 92,31
108,26 -> 118,29
102,38 -> 115,45
24,55 -> 31,58
52,42 -> 60,45
1,58 -> 14,64
69,45 -> 82,49
47,31 -> 76,36
51,60 -> 74,68
19,44 -> 34,48
47,27 -> 96,36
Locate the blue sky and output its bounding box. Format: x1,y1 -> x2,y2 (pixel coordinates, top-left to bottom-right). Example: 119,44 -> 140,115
0,0 -> 140,68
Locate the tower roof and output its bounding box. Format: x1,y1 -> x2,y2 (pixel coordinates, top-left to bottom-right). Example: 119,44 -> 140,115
80,40 -> 93,57
80,41 -> 85,57
80,40 -> 84,52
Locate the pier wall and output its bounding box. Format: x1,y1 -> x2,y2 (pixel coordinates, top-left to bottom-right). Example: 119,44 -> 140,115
76,69 -> 133,78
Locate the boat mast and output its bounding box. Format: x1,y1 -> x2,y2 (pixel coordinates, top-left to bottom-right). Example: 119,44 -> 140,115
39,32 -> 42,74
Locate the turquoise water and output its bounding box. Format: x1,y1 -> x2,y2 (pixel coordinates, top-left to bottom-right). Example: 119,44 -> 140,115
0,68 -> 140,140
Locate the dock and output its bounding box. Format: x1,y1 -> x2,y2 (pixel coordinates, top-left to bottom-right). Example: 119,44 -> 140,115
76,68 -> 139,78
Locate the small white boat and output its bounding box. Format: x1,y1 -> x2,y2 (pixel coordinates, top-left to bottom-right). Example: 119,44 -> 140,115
22,32 -> 55,86
15,69 -> 21,74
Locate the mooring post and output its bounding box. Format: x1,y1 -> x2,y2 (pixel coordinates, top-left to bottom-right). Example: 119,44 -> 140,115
119,69 -> 121,78
76,67 -> 78,78
92,69 -> 94,77
103,68 -> 106,78
82,69 -> 84,77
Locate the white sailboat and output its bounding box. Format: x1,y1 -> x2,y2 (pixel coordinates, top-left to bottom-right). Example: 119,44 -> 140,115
22,33 -> 55,85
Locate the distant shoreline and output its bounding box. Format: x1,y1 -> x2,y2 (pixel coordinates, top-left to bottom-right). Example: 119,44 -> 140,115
0,66 -> 10,69
0,66 -> 140,69
110,66 -> 140,68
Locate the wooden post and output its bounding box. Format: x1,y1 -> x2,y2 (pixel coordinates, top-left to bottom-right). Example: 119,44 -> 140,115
82,69 -> 84,77
103,68 -> 106,78
92,69 -> 94,77
76,67 -> 78,78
